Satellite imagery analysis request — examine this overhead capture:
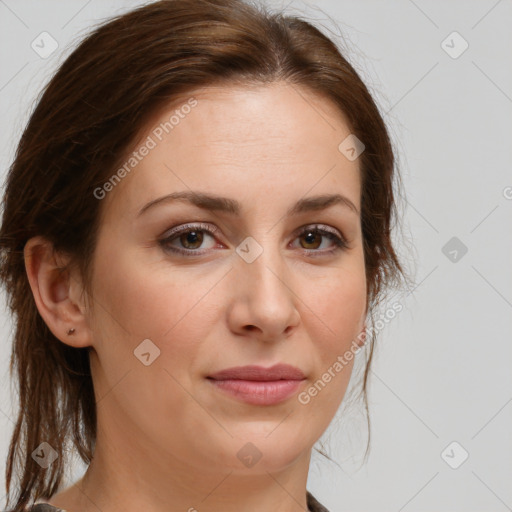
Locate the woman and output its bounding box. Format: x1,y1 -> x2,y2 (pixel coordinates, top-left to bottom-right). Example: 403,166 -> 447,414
0,0 -> 407,511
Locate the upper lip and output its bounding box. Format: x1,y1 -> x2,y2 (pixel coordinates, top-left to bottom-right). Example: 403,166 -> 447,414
208,364 -> 306,381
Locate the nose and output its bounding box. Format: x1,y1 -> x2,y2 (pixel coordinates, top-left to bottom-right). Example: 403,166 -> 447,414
226,243 -> 300,343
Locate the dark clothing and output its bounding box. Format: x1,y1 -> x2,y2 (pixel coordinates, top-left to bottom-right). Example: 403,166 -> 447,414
28,491 -> 329,511
307,490 -> 330,511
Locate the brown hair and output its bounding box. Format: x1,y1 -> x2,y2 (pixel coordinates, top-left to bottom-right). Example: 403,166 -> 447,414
0,0 -> 408,509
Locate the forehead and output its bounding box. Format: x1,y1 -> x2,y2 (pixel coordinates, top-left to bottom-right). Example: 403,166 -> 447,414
101,81 -> 361,220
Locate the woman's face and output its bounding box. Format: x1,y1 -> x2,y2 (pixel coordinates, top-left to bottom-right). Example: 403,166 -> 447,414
86,81 -> 366,476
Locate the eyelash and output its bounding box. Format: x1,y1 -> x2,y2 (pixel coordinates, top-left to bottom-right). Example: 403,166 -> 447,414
158,222 -> 348,257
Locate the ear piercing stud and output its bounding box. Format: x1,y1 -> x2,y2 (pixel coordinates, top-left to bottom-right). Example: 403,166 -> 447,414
67,328 -> 76,335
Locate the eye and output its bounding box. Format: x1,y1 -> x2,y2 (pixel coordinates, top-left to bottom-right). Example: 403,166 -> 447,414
291,225 -> 348,256
159,223 -> 220,256
158,223 -> 348,256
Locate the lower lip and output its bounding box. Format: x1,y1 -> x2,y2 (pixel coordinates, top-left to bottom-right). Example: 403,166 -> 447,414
207,378 -> 304,405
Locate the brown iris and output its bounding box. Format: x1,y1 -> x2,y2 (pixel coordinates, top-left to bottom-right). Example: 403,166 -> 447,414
180,230 -> 204,250
300,230 -> 321,250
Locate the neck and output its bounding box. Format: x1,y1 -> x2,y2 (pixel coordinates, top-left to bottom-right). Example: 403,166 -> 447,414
53,422 -> 312,512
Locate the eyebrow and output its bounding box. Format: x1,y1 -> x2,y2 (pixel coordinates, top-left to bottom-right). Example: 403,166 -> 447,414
137,191 -> 359,217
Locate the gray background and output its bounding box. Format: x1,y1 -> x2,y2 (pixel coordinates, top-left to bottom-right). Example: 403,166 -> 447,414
1,1 -> 511,511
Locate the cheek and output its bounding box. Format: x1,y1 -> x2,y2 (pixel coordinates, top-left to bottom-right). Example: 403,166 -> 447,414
307,265 -> 367,347
90,249 -> 227,397
332,281 -> 366,338
89,250 -> 221,416
95,246 -> 220,341
296,270 -> 366,427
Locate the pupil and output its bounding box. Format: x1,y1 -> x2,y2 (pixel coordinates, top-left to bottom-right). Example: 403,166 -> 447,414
182,231 -> 202,248
304,231 -> 319,248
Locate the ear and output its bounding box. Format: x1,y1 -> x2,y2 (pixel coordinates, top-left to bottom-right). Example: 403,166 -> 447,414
24,235 -> 92,348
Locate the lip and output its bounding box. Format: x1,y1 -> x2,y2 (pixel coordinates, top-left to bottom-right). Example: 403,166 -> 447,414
207,364 -> 306,405
208,363 -> 306,381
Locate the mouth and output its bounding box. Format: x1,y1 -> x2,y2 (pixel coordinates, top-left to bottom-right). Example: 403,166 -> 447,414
207,378 -> 305,405
206,363 -> 306,405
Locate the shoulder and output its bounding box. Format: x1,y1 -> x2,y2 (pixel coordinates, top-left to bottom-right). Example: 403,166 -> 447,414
306,490 -> 330,512
2,505 -> 64,512
21,495 -> 325,512
27,504 -> 66,512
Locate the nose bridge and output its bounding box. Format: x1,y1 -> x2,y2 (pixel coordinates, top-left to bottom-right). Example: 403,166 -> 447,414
236,233 -> 290,300
232,232 -> 298,332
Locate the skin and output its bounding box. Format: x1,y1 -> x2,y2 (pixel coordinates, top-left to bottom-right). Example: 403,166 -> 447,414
24,81 -> 367,512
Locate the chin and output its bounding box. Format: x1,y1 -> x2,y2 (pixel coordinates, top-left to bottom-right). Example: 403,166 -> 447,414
214,431 -> 311,472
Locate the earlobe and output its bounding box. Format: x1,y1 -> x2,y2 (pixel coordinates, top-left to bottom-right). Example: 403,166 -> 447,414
23,236 -> 91,348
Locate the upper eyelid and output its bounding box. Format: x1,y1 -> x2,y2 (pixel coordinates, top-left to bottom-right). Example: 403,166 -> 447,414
162,222 -> 219,237
161,222 -> 344,239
